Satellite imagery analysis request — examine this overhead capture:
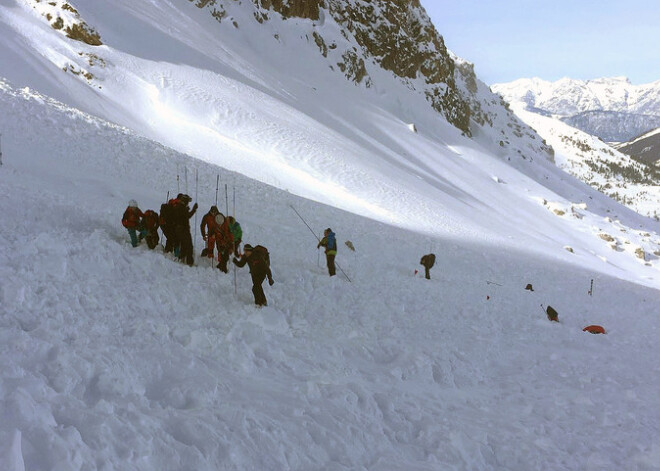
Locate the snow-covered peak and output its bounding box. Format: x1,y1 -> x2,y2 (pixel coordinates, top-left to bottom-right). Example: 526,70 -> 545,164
493,76 -> 660,142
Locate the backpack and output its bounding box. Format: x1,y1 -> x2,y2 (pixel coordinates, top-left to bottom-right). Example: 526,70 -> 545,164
160,203 -> 171,225
122,206 -> 141,228
143,210 -> 159,230
253,245 -> 270,267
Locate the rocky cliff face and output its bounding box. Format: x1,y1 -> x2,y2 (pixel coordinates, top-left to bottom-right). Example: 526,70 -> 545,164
187,0 -> 482,137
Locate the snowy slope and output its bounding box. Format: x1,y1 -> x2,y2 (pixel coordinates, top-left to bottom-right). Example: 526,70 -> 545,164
2,0 -> 660,469
2,71 -> 660,471
502,102 -> 660,218
492,77 -> 660,142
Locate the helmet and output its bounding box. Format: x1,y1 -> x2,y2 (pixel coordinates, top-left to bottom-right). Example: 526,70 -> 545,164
243,244 -> 253,251
128,199 -> 138,208
210,205 -> 219,214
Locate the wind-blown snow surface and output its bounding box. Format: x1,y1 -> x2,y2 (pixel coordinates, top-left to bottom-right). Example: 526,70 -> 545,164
2,80 -> 660,469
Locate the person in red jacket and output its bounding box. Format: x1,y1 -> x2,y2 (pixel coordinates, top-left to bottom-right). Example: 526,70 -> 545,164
121,199 -> 144,247
213,212 -> 234,273
200,206 -> 220,259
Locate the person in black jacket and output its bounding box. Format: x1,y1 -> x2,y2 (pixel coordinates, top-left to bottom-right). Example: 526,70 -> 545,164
420,253 -> 436,280
233,244 -> 274,306
171,193 -> 198,266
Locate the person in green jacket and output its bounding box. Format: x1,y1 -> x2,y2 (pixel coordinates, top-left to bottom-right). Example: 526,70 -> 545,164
228,216 -> 242,256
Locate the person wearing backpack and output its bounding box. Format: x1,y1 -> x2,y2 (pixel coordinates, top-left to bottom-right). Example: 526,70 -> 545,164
160,197 -> 179,255
317,228 -> 337,276
141,209 -> 160,250
233,244 -> 273,306
228,216 -> 243,256
420,253 -> 436,280
121,200 -> 145,248
171,194 -> 198,266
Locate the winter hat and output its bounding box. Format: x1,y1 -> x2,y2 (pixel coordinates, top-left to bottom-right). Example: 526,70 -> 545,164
243,244 -> 253,251
214,214 -> 225,226
210,205 -> 219,214
128,199 -> 138,208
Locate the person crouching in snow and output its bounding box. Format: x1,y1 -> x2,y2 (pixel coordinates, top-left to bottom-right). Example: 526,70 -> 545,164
140,209 -> 160,249
420,253 -> 436,280
317,228 -> 337,276
233,244 -> 273,307
122,199 -> 145,247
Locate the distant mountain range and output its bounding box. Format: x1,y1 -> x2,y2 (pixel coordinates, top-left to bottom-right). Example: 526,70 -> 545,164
492,77 -> 660,217
492,77 -> 660,142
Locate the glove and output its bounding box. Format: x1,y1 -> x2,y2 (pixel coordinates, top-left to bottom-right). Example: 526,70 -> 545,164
232,258 -> 239,265
192,203 -> 198,210
203,235 -> 207,241
268,278 -> 274,286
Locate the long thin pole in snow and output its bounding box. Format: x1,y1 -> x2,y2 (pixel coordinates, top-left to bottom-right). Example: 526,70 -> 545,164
289,205 -> 352,283
224,184 -> 229,216
215,174 -> 219,206
185,166 -> 189,194
160,190 -> 169,250
0,133 -> 3,166
233,185 -> 237,296
193,168 -> 198,254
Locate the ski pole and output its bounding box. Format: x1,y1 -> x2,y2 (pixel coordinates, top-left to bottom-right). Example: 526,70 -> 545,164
289,205 -> 352,282
589,279 -> 594,296
185,166 -> 188,194
0,132 -> 3,166
215,174 -> 219,206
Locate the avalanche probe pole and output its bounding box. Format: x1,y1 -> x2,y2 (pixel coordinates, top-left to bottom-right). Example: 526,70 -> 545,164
193,168 -> 198,255
215,174 -> 219,206
160,190 -> 169,250
233,185 -> 237,296
289,205 -> 352,283
224,184 -> 229,216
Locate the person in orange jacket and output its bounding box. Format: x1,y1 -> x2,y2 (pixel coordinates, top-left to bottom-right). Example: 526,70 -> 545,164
121,199 -> 145,247
200,206 -> 221,259
213,212 -> 234,273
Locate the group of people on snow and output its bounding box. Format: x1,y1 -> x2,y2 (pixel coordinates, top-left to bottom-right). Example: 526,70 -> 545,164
122,195 -> 274,306
123,197 -> 437,306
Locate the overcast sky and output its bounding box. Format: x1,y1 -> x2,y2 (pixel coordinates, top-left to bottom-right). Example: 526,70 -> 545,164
420,0 -> 660,86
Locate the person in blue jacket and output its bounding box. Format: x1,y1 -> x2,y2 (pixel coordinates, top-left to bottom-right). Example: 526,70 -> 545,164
317,227 -> 337,276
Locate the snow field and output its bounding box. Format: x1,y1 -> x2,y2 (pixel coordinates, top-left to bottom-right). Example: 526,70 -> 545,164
1,80 -> 660,470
